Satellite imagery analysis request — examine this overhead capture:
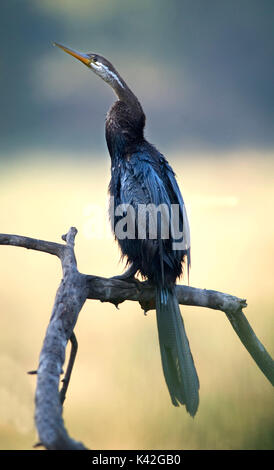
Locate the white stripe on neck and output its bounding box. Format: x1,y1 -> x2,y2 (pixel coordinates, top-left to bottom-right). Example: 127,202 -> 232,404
96,62 -> 124,89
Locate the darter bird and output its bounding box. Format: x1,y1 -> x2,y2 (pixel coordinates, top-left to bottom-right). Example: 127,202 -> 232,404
54,42 -> 199,416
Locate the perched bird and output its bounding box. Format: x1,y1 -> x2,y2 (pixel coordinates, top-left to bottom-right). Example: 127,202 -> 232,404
54,43 -> 199,416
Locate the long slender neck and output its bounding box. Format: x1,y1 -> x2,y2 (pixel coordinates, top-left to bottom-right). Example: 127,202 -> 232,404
111,74 -> 144,120
105,76 -> 146,159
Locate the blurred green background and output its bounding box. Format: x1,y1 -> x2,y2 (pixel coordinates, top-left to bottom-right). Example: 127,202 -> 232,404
0,0 -> 273,450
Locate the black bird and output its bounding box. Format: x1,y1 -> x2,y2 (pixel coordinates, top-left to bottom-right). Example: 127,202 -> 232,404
54,43 -> 199,416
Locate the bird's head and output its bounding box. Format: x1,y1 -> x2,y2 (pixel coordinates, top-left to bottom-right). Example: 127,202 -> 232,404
53,42 -> 125,91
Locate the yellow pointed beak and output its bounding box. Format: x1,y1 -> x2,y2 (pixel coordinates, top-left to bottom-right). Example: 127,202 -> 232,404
53,42 -> 91,66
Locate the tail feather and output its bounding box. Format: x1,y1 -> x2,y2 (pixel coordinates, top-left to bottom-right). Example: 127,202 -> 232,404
156,286 -> 199,416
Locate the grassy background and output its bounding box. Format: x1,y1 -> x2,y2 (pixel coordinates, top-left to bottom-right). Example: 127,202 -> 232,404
0,150 -> 273,449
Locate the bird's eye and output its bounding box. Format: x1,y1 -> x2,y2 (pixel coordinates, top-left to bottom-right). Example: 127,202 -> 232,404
93,57 -> 98,63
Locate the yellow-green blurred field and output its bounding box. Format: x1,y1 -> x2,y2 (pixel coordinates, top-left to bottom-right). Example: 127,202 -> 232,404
0,150 -> 273,449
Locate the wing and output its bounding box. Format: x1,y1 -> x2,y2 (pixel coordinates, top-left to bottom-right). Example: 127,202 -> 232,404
162,160 -> 191,276
118,148 -> 188,284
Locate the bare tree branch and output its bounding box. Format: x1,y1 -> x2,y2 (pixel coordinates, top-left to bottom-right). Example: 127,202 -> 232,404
33,228 -> 88,450
0,228 -> 273,450
85,275 -> 248,313
0,233 -> 64,257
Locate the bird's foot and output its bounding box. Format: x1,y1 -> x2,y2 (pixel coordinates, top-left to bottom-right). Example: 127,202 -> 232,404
111,273 -> 140,286
110,264 -> 140,287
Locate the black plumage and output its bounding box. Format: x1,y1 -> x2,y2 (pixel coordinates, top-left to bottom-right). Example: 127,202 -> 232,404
107,101 -> 184,287
54,43 -> 200,416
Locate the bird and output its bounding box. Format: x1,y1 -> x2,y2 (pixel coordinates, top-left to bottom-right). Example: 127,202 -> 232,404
54,42 -> 199,416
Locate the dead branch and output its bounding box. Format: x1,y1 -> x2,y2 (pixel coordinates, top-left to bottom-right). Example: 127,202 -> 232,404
0,228 -> 273,450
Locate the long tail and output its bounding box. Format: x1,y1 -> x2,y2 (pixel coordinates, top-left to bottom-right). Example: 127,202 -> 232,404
155,286 -> 199,416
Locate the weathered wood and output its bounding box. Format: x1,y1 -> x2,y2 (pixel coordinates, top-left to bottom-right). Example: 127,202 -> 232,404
34,228 -> 87,449
0,228 -> 273,450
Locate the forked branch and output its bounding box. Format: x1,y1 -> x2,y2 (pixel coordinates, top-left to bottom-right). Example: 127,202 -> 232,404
0,228 -> 273,450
